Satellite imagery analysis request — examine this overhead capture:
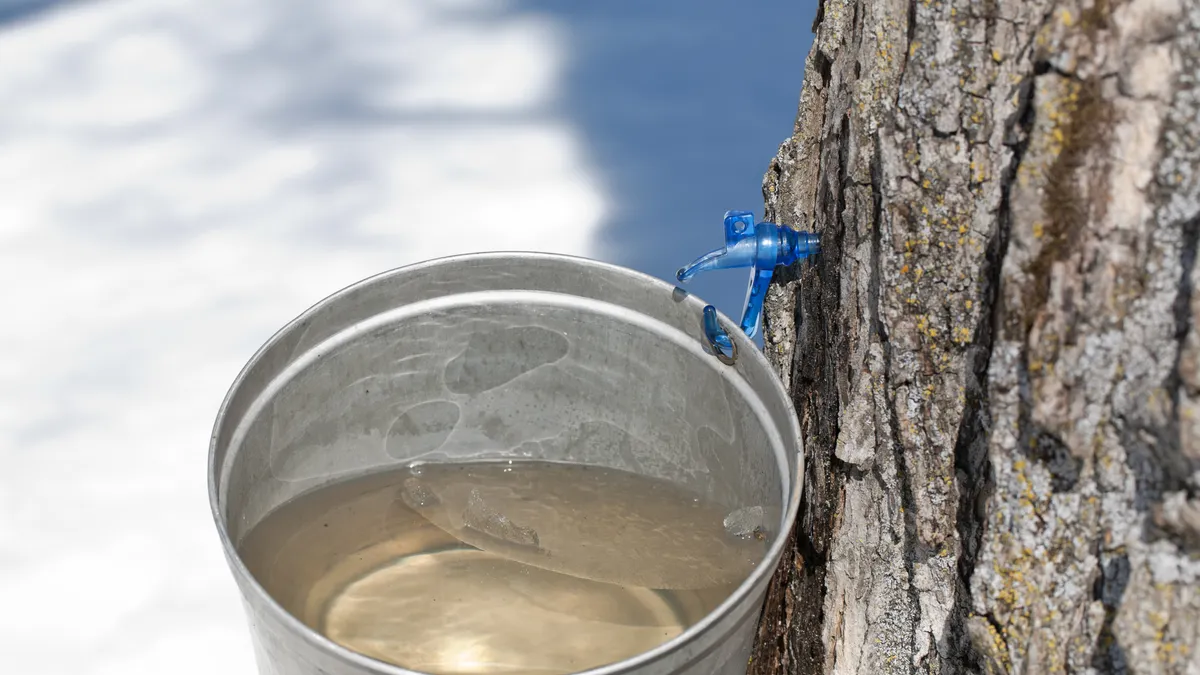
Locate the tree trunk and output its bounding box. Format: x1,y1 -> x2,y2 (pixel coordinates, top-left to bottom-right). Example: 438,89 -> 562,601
751,0 -> 1200,672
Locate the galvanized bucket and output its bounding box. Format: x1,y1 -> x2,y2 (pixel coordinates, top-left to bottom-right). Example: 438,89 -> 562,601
208,253 -> 804,675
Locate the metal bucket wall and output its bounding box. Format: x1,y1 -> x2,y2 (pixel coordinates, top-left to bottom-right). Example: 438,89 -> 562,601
208,253 -> 804,675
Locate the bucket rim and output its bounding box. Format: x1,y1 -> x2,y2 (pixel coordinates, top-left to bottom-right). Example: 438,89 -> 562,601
207,250 -> 804,675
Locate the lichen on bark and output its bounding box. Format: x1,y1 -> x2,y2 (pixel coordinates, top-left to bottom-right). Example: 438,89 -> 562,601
754,0 -> 1200,672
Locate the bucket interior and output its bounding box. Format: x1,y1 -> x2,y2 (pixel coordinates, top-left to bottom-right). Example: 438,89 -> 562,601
213,256 -> 799,549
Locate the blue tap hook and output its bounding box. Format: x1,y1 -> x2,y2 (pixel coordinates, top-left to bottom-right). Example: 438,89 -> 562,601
677,211 -> 820,360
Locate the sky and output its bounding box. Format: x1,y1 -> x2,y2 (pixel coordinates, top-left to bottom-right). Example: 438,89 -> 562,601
0,0 -> 814,672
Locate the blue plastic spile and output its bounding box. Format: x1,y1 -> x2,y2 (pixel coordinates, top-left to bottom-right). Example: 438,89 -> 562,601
677,211 -> 820,353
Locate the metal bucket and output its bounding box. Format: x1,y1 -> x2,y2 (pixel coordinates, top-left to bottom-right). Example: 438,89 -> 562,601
208,253 -> 803,675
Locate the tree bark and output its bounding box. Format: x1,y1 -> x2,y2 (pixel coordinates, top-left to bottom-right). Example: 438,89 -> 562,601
751,0 -> 1200,672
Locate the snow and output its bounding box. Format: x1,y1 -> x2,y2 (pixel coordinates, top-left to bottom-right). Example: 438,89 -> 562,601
0,1 -> 604,672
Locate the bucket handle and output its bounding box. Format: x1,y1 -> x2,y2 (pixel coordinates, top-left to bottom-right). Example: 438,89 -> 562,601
702,305 -> 738,366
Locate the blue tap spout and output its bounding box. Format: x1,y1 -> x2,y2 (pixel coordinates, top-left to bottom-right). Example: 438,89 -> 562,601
676,210 -> 820,345
675,236 -> 758,283
675,247 -> 726,282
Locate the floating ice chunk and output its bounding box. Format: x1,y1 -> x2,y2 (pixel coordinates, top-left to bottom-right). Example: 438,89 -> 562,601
400,477 -> 440,509
723,506 -> 765,540
395,462 -> 768,589
462,489 -> 541,550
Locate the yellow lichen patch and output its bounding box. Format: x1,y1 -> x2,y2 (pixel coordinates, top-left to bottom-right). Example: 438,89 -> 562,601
983,618 -> 1012,668
1026,76 -> 1113,331
1015,467 -> 1036,503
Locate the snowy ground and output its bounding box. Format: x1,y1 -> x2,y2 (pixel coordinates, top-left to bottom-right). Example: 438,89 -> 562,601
0,1 -> 603,673
0,0 -> 812,672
